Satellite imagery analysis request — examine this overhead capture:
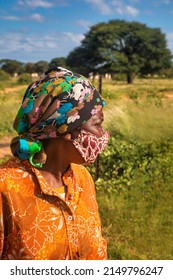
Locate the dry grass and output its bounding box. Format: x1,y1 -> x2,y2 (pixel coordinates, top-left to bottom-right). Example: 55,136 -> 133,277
101,78 -> 173,140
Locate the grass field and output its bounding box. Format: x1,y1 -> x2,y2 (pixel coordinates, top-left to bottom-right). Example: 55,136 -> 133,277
0,77 -> 173,259
0,82 -> 27,138
92,78 -> 173,259
102,78 -> 173,140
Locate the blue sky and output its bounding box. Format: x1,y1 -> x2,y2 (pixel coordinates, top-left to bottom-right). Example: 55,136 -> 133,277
0,0 -> 173,63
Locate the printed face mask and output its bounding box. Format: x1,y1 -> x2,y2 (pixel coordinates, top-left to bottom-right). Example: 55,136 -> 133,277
72,129 -> 110,164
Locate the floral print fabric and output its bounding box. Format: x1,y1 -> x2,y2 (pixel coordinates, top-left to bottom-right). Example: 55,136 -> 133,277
11,67 -> 105,163
0,157 -> 107,260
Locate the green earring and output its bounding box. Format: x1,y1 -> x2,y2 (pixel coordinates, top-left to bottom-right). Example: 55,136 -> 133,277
29,155 -> 43,168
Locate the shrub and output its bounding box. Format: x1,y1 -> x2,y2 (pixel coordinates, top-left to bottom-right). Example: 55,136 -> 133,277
91,135 -> 173,259
89,135 -> 173,194
17,73 -> 32,85
0,69 -> 11,81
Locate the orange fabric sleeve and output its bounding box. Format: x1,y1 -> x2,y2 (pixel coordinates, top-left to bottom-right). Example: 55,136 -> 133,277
0,188 -> 4,259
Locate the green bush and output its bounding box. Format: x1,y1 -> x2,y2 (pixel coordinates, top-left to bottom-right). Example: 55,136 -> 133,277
17,73 -> 32,85
91,135 -> 173,194
112,73 -> 127,81
0,69 -> 11,81
90,135 -> 173,259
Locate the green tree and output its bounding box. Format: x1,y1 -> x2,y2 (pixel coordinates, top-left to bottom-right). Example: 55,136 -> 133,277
66,46 -> 92,76
67,20 -> 172,83
49,57 -> 67,69
34,60 -> 49,74
0,59 -> 24,76
158,62 -> 173,78
24,62 -> 36,74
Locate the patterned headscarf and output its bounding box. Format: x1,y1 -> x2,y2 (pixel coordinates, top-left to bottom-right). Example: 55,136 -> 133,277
11,67 -> 105,167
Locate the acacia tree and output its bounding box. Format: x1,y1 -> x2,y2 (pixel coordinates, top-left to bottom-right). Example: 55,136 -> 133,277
34,60 -> 49,74
24,62 -> 36,74
0,59 -> 24,76
49,57 -> 67,69
67,20 -> 172,83
66,46 -> 93,76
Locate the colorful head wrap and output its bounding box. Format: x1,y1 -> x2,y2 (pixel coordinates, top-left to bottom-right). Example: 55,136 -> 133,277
11,67 -> 105,167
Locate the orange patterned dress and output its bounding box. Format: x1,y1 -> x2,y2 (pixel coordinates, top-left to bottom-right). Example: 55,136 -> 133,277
0,157 -> 107,260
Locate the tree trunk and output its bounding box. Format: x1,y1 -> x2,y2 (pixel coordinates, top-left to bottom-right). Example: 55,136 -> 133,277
127,73 -> 135,84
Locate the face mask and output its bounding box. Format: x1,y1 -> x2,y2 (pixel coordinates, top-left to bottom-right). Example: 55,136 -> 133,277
72,129 -> 110,164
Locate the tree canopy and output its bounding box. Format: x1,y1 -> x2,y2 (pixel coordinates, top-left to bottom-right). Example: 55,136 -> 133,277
0,59 -> 24,76
49,57 -> 67,69
67,20 -> 172,83
34,60 -> 49,74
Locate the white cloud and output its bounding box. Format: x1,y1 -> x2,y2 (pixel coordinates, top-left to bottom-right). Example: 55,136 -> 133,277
29,13 -> 45,22
155,0 -> 172,7
0,31 -> 84,62
17,0 -> 68,9
161,0 -> 171,4
63,32 -> 85,44
76,20 -> 92,30
129,0 -> 140,3
17,0 -> 54,8
166,32 -> 173,53
166,32 -> 173,40
0,15 -> 20,20
111,0 -> 140,16
85,0 -> 112,15
85,0 -> 140,16
116,4 -> 139,16
127,5 -> 139,16
0,13 -> 45,23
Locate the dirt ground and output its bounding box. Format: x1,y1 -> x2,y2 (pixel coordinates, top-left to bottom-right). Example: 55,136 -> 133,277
0,136 -> 12,159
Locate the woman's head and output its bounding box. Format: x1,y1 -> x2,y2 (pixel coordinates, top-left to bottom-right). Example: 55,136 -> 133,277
11,67 -> 108,166
13,67 -> 105,138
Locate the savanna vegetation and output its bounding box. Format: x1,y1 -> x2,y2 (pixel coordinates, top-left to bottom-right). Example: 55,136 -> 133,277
1,20 -> 173,84
0,75 -> 173,260
90,78 -> 173,260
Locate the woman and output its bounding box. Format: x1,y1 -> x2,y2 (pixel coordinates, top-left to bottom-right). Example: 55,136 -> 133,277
0,67 -> 109,260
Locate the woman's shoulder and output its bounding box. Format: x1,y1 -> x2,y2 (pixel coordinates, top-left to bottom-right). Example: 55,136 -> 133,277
70,163 -> 94,185
70,163 -> 91,176
0,157 -> 31,182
